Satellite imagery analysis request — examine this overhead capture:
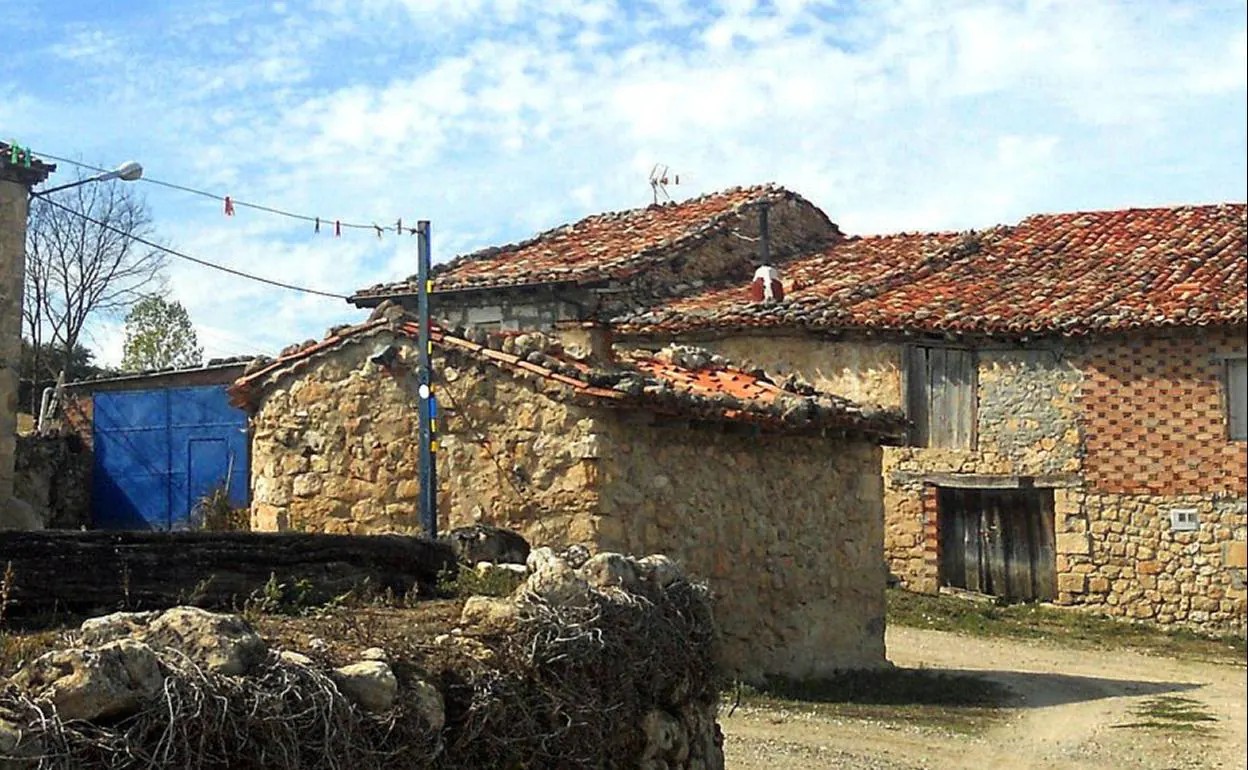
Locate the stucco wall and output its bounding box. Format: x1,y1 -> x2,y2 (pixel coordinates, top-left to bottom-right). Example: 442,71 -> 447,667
693,334 -> 901,409
592,415 -> 888,680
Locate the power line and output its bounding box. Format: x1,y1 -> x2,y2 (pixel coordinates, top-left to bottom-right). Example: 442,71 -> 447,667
37,196 -> 348,300
28,148 -> 418,234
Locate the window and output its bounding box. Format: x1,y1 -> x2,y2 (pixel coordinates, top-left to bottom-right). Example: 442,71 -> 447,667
1227,357 -> 1247,441
1169,507 -> 1199,532
904,346 -> 976,449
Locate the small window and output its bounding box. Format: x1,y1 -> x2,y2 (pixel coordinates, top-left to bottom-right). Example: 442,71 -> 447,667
1170,507 -> 1199,532
1227,357 -> 1247,441
905,346 -> 976,449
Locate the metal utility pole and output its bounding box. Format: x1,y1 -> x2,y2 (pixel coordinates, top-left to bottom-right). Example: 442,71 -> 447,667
415,220 -> 438,539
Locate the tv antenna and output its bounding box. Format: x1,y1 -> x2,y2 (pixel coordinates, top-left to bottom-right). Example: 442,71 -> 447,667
649,164 -> 679,204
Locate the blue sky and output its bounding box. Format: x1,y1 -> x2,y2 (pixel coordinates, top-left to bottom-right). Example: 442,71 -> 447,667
3,0 -> 1245,364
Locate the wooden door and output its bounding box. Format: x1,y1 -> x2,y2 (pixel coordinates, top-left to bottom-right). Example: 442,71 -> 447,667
937,487 -> 1056,601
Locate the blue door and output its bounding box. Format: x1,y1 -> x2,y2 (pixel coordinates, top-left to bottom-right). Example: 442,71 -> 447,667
92,386 -> 249,530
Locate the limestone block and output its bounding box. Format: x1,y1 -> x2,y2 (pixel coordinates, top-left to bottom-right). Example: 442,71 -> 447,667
12,639 -> 164,722
1223,541 -> 1247,569
1056,573 -> 1087,593
459,596 -> 519,632
410,678 -> 446,732
1056,532 -> 1091,555
145,607 -> 268,676
332,661 -> 397,713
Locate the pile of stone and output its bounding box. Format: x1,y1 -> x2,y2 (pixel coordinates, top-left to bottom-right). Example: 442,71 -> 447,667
1,606 -> 441,769
1,543 -> 724,770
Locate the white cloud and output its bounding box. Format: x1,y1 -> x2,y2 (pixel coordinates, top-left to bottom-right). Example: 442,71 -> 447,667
7,0 -> 1245,365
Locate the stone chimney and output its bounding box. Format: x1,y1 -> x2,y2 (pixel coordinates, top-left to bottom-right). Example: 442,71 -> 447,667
1,143 -> 55,529
750,265 -> 784,303
555,321 -> 616,366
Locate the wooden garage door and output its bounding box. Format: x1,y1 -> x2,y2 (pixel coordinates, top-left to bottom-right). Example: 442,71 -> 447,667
938,487 -> 1056,602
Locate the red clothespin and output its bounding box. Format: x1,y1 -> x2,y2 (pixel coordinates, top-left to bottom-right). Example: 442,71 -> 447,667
224,196 -> 235,216
334,220 -> 341,237
315,217 -> 321,234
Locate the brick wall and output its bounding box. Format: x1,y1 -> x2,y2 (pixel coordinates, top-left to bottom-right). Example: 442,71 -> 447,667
1079,327 -> 1247,497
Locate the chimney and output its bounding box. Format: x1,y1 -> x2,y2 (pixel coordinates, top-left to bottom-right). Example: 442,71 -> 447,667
750,265 -> 784,303
555,321 -> 616,365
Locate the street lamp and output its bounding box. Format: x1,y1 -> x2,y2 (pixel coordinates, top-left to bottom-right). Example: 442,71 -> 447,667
33,160 -> 143,196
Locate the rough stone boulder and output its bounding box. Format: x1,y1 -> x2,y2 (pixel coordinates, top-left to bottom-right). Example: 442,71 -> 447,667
331,661 -> 398,713
444,525 -> 530,566
459,595 -> 520,632
79,606 -> 267,676
11,639 -> 164,722
578,552 -> 639,590
634,554 -> 682,588
517,555 -> 590,606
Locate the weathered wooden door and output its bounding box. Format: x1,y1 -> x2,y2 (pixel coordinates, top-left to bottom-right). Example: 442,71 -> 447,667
937,487 -> 1056,601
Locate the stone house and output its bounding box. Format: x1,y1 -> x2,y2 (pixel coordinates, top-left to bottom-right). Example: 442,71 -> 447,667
228,309 -> 906,680
620,203 -> 1248,634
1,143 -> 55,529
349,184 -> 836,328
347,187 -> 1245,634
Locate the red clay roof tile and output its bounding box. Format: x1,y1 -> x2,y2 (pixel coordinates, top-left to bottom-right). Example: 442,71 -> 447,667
350,184 -> 809,301
622,203 -> 1247,336
229,315 -> 903,438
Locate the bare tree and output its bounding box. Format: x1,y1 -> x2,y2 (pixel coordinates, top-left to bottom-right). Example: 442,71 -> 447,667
23,171 -> 167,385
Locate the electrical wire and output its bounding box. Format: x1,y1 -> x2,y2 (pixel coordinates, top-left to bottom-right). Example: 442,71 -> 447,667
28,148 -> 417,233
37,196 -> 349,300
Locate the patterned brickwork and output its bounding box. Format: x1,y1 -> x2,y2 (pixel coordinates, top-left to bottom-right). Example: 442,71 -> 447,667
1079,327 -> 1247,496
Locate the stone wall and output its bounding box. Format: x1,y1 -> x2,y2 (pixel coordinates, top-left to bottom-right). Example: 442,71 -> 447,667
13,434 -> 92,529
885,346 -> 1084,591
0,176 -> 30,519
662,329 -> 1247,634
247,334 -> 890,678
592,413 -> 887,680
248,335 -> 603,543
1053,490 -> 1246,633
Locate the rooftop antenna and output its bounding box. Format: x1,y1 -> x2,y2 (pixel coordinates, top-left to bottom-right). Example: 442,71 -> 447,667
649,164 -> 679,205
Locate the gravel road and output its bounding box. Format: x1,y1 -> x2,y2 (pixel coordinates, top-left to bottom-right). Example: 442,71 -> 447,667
723,625 -> 1247,770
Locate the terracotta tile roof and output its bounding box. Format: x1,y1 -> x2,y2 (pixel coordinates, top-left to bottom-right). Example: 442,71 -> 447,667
621,203 -> 1247,337
229,312 -> 905,440
350,184 -> 817,302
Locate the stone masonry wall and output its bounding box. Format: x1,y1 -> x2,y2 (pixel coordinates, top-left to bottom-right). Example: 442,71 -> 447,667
665,330 -> 1248,633
0,177 -> 30,518
249,336 -> 603,544
886,346 -> 1084,591
248,334 -> 890,678
13,434 -> 92,529
1053,490 -> 1246,633
592,413 -> 888,681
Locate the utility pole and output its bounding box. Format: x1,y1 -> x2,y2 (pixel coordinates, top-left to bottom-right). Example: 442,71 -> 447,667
415,220 -> 438,539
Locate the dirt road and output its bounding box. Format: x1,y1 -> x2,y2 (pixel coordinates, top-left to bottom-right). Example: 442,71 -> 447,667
724,626 -> 1247,770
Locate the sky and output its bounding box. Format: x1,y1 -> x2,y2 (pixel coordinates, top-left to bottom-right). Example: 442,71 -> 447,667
2,0 -> 1245,365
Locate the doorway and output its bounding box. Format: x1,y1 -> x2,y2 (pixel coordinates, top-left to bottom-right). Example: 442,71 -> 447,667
938,487 -> 1056,601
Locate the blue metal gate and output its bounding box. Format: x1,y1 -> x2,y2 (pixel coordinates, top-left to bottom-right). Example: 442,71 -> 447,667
92,385 -> 249,530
